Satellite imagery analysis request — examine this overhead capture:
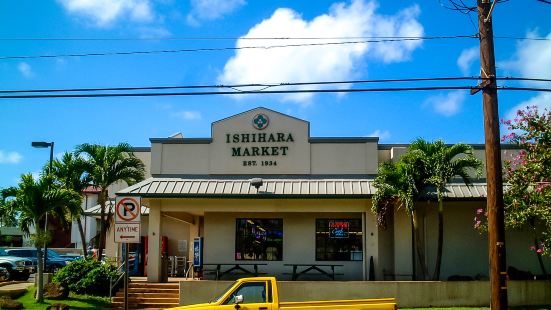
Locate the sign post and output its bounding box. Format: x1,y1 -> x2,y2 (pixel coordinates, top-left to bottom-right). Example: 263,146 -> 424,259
115,196 -> 141,310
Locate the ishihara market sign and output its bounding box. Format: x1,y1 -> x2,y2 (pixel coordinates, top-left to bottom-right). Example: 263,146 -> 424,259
226,113 -> 295,167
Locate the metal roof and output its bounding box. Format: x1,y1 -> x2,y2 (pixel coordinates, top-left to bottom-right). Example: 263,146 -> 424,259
116,177 -> 488,199
83,201 -> 150,216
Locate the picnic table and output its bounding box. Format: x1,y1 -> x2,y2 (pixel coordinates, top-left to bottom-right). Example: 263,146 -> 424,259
203,263 -> 267,280
284,263 -> 343,280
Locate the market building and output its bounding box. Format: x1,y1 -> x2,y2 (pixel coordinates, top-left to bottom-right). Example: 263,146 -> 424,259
95,107 -> 548,282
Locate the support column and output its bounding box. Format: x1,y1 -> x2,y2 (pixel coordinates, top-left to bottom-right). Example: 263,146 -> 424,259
364,209 -> 379,280
147,200 -> 162,282
394,208 -> 413,279
362,212 -> 367,280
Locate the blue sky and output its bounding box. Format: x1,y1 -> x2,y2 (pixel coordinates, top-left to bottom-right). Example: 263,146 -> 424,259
0,0 -> 550,188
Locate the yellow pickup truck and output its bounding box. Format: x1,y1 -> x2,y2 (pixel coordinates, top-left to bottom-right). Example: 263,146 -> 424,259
169,277 -> 397,310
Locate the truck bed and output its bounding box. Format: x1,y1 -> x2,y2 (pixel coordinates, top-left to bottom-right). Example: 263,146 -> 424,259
280,298 -> 397,310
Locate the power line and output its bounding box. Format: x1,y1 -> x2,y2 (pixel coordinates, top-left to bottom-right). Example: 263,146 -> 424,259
1,35 -> 547,42
2,34 -> 548,61
0,86 -> 549,100
1,76 -> 548,95
0,35 -> 477,42
0,37 -> 476,61
0,77 -> 484,94
494,36 -> 551,41
499,86 -> 551,91
496,77 -> 551,82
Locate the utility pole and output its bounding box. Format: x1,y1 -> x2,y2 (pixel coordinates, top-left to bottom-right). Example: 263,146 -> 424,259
476,1 -> 508,309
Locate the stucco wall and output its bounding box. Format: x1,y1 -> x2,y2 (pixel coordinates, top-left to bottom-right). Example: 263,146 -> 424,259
203,211 -> 369,280
160,215 -> 190,257
310,142 -> 378,174
393,207 -> 413,279
402,200 -> 551,280
179,280 -> 551,307
377,211 -> 394,279
423,201 -> 489,279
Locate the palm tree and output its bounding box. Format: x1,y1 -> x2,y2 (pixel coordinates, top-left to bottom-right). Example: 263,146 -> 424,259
51,152 -> 90,258
372,157 -> 431,279
9,173 -> 81,302
76,143 -> 145,259
409,139 -> 482,280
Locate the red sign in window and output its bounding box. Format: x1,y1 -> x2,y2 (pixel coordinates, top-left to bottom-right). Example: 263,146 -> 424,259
329,220 -> 350,238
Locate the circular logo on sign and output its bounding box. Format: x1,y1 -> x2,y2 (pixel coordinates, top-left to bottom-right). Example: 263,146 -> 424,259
252,113 -> 269,130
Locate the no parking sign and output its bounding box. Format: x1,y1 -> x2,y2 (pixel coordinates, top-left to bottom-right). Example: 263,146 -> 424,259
114,196 -> 141,243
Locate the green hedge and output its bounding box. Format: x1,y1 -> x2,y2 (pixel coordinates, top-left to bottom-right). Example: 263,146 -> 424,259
52,259 -> 121,296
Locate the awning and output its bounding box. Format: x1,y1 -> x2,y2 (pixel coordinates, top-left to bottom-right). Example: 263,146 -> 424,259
116,176 -> 489,199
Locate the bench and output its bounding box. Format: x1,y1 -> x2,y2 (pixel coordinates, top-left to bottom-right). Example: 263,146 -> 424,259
203,263 -> 267,280
284,263 -> 344,280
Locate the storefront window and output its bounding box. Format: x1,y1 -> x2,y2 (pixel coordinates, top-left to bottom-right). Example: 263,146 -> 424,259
315,219 -> 363,261
235,219 -> 283,261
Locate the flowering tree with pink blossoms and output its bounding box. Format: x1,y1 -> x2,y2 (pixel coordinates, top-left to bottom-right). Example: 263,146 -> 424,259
500,106 -> 550,275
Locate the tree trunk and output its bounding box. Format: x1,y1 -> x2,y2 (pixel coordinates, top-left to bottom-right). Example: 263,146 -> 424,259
36,245 -> 44,302
433,198 -> 444,280
100,211 -> 113,259
77,217 -> 87,259
97,191 -> 106,260
413,210 -> 428,280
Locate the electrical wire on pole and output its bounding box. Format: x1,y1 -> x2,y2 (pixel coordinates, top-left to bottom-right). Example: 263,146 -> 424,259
0,85 -> 549,100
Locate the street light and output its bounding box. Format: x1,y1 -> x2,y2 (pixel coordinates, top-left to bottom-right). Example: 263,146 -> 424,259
32,141 -> 54,272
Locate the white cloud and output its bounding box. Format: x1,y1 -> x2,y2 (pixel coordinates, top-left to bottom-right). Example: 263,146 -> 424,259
0,151 -> 22,164
457,46 -> 478,76
172,111 -> 202,120
503,31 -> 551,80
368,129 -> 391,141
424,90 -> 466,117
501,31 -> 551,119
187,0 -> 245,25
57,0 -> 154,27
137,26 -> 171,39
218,0 -> 423,104
17,62 -> 34,78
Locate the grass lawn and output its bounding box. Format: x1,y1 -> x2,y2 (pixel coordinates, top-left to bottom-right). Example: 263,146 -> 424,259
14,286 -> 111,310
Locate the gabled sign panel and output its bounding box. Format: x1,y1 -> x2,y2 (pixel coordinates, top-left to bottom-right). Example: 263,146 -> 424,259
210,108 -> 311,174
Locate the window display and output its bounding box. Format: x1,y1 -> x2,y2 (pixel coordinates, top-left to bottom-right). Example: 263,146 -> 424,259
235,219 -> 283,261
316,219 -> 363,261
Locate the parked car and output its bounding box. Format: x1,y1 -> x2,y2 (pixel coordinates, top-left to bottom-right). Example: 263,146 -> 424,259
3,248 -> 73,273
0,248 -> 35,281
53,251 -> 82,261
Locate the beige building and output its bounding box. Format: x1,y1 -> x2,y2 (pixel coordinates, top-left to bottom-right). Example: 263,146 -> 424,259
103,107 -> 548,282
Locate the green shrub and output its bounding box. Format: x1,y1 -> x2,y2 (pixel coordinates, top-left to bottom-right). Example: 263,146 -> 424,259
52,259 -> 120,296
